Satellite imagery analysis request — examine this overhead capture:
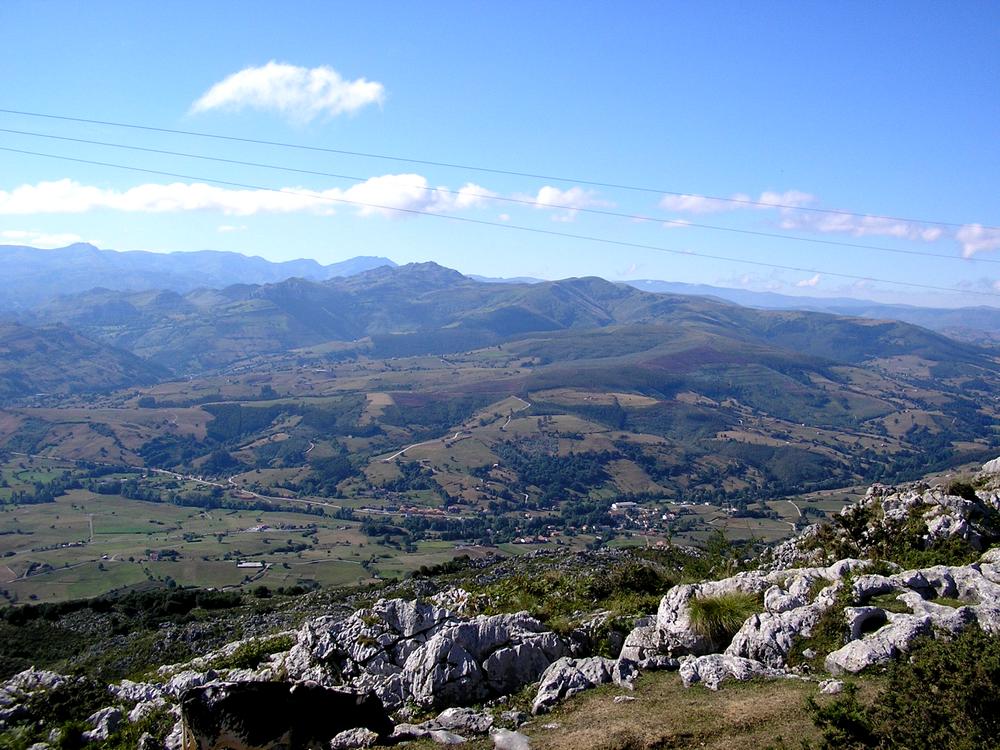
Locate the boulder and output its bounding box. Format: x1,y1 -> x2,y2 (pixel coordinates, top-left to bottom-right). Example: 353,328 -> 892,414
491,728 -> 531,750
128,697 -> 168,724
165,670 -> 216,698
82,707 -> 122,743
678,654 -> 787,690
433,707 -> 494,735
843,607 -> 888,641
725,604 -> 824,668
981,456 -> 1000,475
825,614 -> 932,675
329,727 -> 379,749
110,680 -> 162,704
286,600 -> 565,711
819,679 -> 844,695
531,656 -> 638,714
763,585 -> 806,614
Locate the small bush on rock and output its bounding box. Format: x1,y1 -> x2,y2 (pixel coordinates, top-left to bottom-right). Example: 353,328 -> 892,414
687,591 -> 760,645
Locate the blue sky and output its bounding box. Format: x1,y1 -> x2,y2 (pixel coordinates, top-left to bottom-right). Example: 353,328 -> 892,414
1,1 -> 998,305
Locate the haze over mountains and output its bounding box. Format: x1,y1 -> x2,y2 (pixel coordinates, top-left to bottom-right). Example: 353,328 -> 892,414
0,243 -> 396,310
4,244 -> 998,346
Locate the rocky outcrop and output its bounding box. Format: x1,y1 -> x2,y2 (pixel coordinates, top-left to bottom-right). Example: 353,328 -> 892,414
531,656 -> 638,714
404,613 -> 568,708
283,598 -> 568,710
766,479 -> 1000,570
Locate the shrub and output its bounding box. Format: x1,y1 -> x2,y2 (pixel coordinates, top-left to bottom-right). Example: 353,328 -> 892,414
788,579 -> 853,669
210,634 -> 295,671
808,626 -> 1000,749
687,591 -> 760,645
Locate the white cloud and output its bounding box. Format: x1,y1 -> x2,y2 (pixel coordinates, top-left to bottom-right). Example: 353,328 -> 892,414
528,186 -> 609,221
658,193 -> 738,214
0,229 -> 88,248
796,273 -> 821,288
956,224 -> 1000,258
0,176 -> 493,219
191,61 -> 385,123
659,189 -> 814,214
778,212 -> 944,242
661,218 -> 692,229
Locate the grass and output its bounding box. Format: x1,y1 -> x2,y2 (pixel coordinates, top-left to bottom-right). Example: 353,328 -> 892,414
507,672 -> 827,750
687,592 -> 761,646
377,671 -> 833,750
867,593 -> 911,614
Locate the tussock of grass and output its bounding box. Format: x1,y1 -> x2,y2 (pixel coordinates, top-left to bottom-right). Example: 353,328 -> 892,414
687,591 -> 760,645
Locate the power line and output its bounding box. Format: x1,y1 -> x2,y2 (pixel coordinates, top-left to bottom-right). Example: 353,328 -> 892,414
1,106 -> 995,232
0,126 -> 995,266
2,143 -> 997,300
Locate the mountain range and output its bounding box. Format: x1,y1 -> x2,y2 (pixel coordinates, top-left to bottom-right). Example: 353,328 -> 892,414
0,243 -> 396,310
16,261 -> 993,379
3,243 -> 997,346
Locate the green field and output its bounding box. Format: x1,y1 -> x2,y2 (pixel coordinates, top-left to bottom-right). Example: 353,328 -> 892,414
0,486 -> 501,604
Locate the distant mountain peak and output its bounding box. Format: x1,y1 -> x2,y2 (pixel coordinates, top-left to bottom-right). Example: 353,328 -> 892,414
0,243 -> 397,311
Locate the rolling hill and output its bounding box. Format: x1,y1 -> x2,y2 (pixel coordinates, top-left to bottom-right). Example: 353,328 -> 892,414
0,322 -> 167,401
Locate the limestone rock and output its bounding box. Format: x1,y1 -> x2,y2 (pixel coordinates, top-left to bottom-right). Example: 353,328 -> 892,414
329,727 -> 379,749
164,721 -> 184,750
128,697 -> 167,724
531,656 -> 638,714
981,456 -> 1000,475
491,728 -> 531,750
825,614 -> 932,675
164,670 -> 216,698
82,707 -> 122,743
725,605 -> 824,668
819,679 -> 844,695
679,654 -> 787,690
110,680 -> 162,704
433,707 -> 494,735
405,613 -> 566,709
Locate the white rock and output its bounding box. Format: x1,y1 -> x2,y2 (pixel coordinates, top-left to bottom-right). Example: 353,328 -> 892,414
679,654 -> 787,690
491,728 -> 531,750
164,670 -> 215,698
329,727 -> 379,749
128,697 -> 167,724
434,707 -> 494,735
981,456 -> 1000,474
110,680 -> 162,704
82,707 -> 122,742
825,614 -> 932,675
726,605 -> 823,668
532,656 -> 615,714
819,679 -> 844,695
